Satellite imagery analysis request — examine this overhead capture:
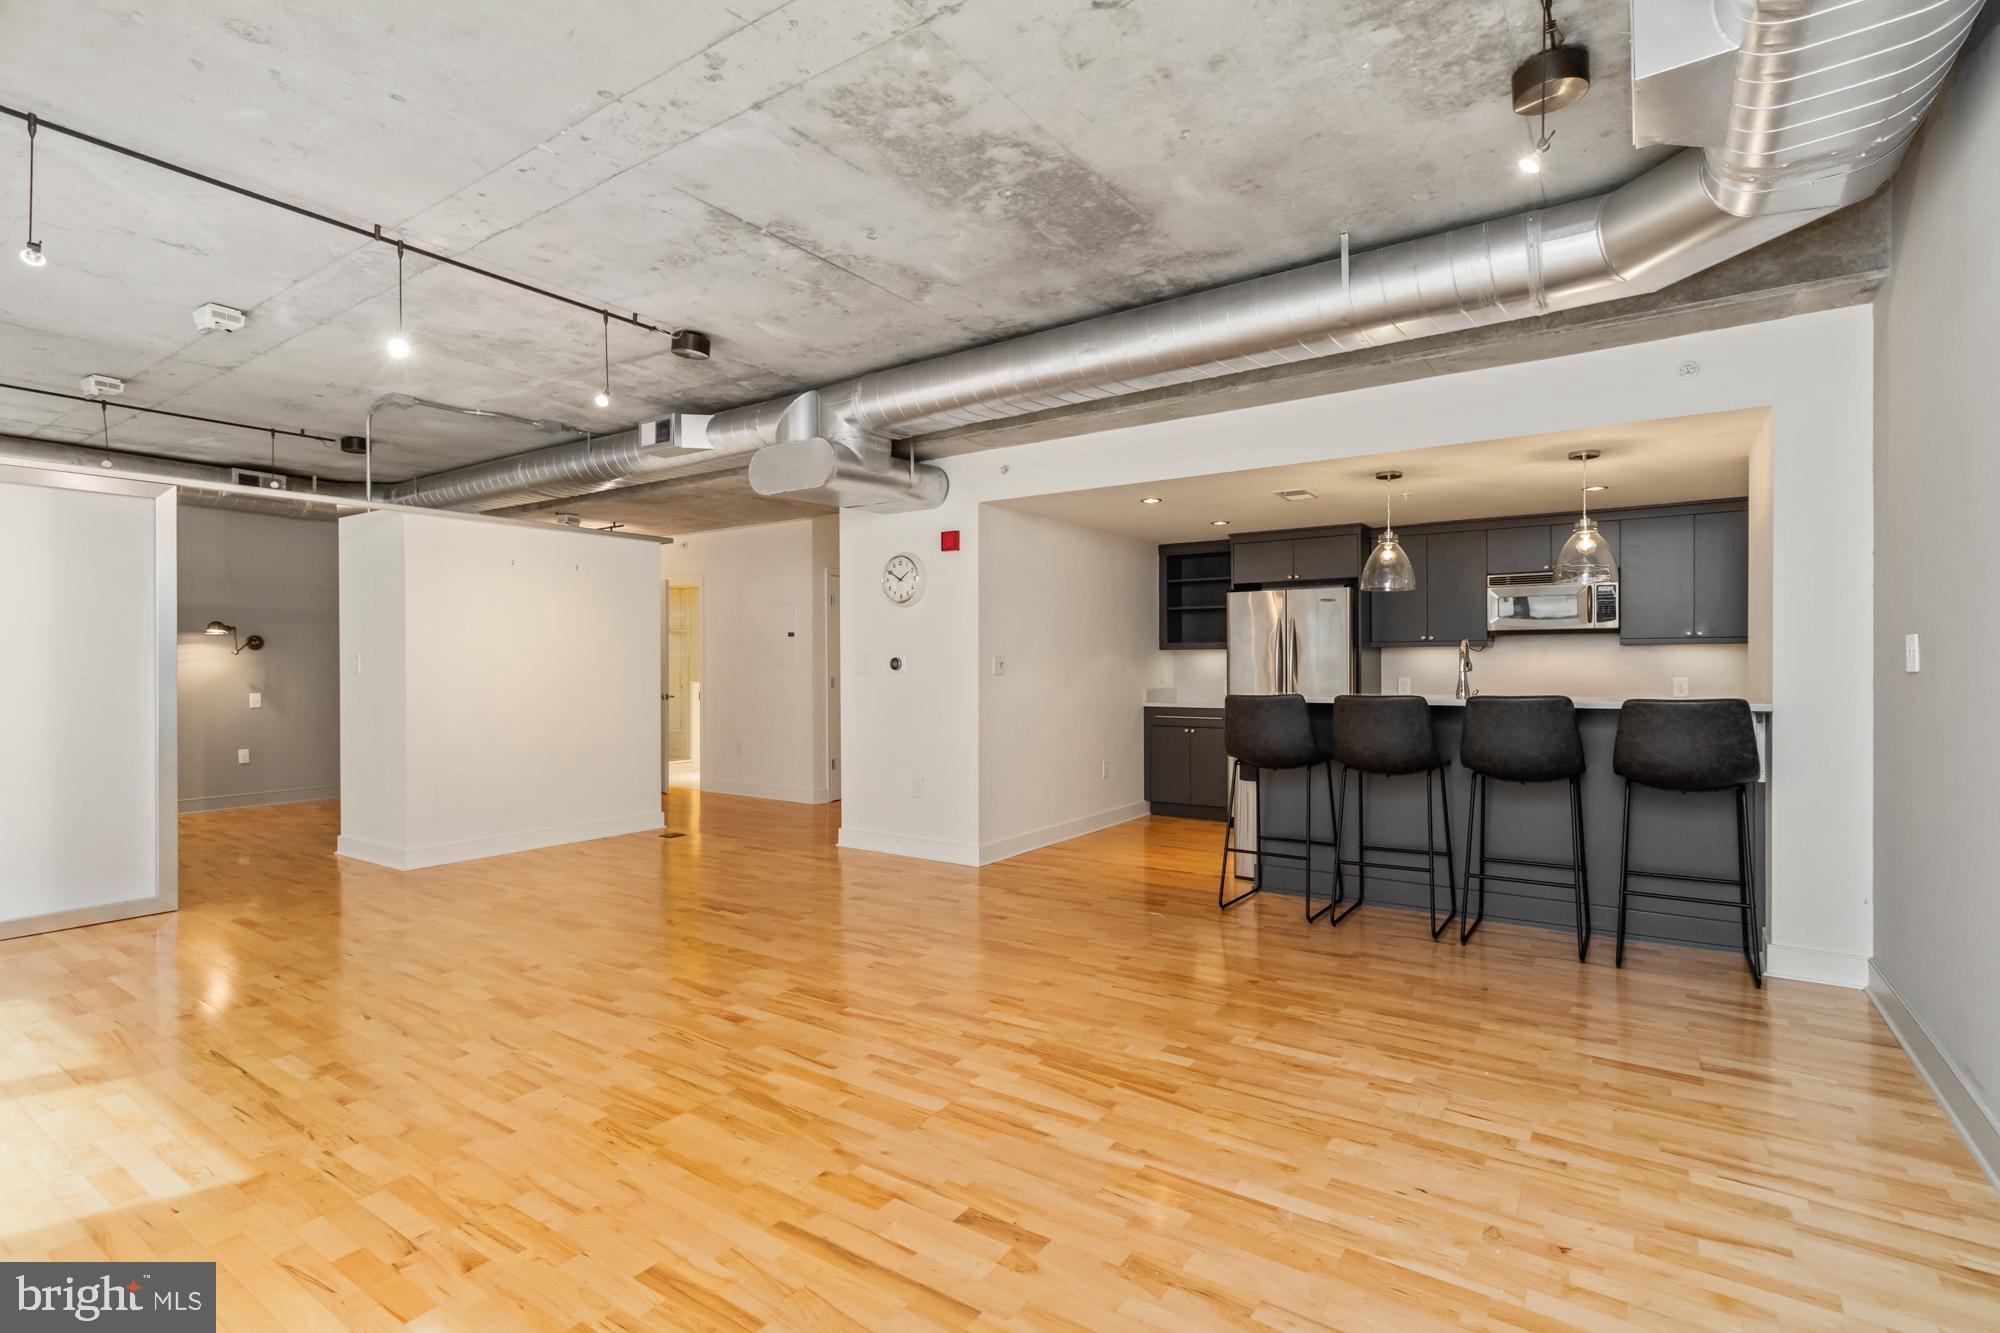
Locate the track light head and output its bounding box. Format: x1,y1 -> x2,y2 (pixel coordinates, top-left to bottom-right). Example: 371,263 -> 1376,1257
19,240 -> 45,267
385,333 -> 411,360
671,330 -> 711,361
593,390 -> 611,409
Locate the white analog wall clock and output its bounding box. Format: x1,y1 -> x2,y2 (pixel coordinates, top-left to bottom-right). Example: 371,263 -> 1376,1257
882,551 -> 925,606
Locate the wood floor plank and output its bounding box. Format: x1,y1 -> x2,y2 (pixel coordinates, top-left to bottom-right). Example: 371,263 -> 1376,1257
1,792 -> 1997,1329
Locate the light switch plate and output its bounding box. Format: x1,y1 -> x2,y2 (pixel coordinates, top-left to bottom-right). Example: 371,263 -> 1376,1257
1396,677 -> 1412,695
248,691 -> 262,709
991,655 -> 1006,676
236,749 -> 250,765
1671,676 -> 1690,698
1905,633 -> 1921,673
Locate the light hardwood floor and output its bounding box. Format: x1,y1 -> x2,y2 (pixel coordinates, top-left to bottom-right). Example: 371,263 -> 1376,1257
3,792 -> 1997,1330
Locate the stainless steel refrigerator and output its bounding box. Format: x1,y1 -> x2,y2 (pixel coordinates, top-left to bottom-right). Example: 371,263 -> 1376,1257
1226,586 -> 1354,701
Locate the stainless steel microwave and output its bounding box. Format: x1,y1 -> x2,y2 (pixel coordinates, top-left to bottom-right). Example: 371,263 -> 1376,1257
1487,571 -> 1619,632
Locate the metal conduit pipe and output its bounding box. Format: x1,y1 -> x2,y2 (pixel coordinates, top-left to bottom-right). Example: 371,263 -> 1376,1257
387,0 -> 1984,515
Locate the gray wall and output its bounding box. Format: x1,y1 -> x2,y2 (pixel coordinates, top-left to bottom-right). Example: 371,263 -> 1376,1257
1873,15 -> 2000,1143
177,504 -> 340,810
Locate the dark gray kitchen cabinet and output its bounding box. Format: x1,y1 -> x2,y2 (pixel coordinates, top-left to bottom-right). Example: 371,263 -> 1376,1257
1619,510 -> 1745,643
1617,515 -> 1696,642
1230,539 -> 1294,586
1426,529 -> 1490,645
1290,532 -> 1361,582
1693,510 -> 1749,641
1145,711 -> 1228,818
1487,523 -> 1553,573
1364,534 -> 1430,645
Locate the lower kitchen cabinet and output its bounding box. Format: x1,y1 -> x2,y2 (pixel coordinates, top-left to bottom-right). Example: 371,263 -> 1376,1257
1145,710 -> 1229,819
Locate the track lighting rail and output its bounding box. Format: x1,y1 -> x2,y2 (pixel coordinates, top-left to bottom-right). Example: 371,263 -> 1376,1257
0,378 -> 341,446
0,102 -> 692,340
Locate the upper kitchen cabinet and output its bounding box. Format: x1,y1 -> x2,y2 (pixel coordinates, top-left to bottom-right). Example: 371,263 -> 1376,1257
1618,508 -> 1748,643
1229,528 -> 1362,587
1159,540 -> 1230,650
1365,529 -> 1489,646
1487,519 -> 1620,573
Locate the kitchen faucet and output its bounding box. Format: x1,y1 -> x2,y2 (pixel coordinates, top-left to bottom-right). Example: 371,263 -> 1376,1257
1455,637 -> 1484,700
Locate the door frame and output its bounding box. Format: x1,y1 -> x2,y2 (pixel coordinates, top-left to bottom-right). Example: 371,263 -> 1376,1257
822,567 -> 841,802
662,574 -> 704,782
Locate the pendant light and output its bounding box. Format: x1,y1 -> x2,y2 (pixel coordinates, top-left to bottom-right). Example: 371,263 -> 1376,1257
1555,449 -> 1618,584
385,242 -> 411,359
1360,470 -> 1417,593
18,113 -> 46,267
594,313 -> 612,408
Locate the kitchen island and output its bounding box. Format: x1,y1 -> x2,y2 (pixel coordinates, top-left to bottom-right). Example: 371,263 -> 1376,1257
1243,697 -> 1771,950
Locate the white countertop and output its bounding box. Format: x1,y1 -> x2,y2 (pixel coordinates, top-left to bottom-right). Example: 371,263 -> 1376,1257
1316,694 -> 1773,711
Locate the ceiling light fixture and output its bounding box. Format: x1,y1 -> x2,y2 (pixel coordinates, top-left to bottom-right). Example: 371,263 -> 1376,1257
1512,1 -> 1589,172
1140,496 -> 1162,505
594,313 -> 612,408
671,329 -> 711,361
385,242 -> 411,360
18,113 -> 44,267
1555,449 -> 1618,584
1360,471 -> 1417,593
1210,519 -> 1230,526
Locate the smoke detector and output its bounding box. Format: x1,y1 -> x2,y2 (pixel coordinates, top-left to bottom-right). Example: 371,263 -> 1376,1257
193,302 -> 247,333
80,373 -> 125,397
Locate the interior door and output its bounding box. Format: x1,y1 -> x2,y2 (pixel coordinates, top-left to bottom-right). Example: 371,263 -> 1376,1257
665,583 -> 699,766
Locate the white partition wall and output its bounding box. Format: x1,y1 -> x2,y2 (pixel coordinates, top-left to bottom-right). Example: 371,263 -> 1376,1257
0,465 -> 177,939
337,509 -> 664,870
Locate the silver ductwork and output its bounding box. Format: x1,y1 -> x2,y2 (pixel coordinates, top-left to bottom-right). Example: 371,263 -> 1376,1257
389,0 -> 1983,516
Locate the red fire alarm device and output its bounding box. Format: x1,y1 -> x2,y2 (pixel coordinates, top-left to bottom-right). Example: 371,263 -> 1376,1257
940,530 -> 961,552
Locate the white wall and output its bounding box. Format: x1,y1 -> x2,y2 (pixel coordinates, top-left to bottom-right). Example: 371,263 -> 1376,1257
1872,19 -> 2000,1164
978,508 -> 1157,861
660,516 -> 839,803
0,469 -> 175,938
1380,638 -> 1752,701
338,510 -> 662,870
840,307 -> 1875,986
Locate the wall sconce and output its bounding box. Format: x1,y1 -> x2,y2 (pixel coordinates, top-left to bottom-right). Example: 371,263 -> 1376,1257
204,620 -> 264,655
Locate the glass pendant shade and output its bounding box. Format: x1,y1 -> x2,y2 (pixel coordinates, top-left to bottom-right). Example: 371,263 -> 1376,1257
1360,529 -> 1417,592
1555,517 -> 1618,584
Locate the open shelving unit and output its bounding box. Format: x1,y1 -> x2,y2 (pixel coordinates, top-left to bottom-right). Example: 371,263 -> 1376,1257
1159,540 -> 1231,649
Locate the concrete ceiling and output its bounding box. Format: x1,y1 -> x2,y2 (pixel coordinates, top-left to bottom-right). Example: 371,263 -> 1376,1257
0,0 -> 1664,492
995,408 -> 1766,542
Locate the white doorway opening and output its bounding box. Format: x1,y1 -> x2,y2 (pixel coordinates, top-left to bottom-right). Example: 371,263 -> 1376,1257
825,570 -> 841,801
663,577 -> 702,789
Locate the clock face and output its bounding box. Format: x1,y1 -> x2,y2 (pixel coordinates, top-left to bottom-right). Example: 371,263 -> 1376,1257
882,552 -> 924,606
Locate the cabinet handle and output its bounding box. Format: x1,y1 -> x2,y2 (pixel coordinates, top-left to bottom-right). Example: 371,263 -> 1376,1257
1695,629 -> 1705,636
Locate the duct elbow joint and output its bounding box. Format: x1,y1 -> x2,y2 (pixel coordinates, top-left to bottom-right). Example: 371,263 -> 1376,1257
748,436 -> 948,512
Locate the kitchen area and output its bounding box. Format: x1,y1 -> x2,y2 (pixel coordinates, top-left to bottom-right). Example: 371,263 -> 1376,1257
1012,408 -> 1773,961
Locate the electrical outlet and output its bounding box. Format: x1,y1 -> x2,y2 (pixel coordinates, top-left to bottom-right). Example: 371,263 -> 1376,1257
236,748 -> 251,765
1396,676 -> 1412,695
1671,676 -> 1690,698
911,776 -> 925,800
991,655 -> 1007,676
1100,760 -> 1110,780
1905,633 -> 1921,673
247,691 -> 262,709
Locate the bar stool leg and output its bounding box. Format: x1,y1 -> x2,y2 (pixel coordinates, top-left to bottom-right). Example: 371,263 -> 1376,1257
1615,782 -> 1633,967
1314,760 -> 1361,927
1437,765 -> 1459,939
1217,761 -> 1260,911
1460,771 -> 1488,945
1355,772 -> 1369,907
1571,775 -> 1591,962
1736,783 -> 1763,987
1426,766 -> 1458,940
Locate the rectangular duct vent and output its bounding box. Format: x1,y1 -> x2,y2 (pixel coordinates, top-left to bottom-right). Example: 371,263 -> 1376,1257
230,467 -> 287,491
1274,488 -> 1318,501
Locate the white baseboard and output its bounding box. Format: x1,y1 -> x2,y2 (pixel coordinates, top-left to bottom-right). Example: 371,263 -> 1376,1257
1869,962 -> 2000,1192
336,810 -> 664,871
837,827 -> 981,866
698,777 -> 832,805
181,785 -> 340,814
978,801 -> 1150,866
1764,943 -> 1870,988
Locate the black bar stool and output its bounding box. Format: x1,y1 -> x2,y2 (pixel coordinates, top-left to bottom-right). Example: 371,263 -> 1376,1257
1458,696 -> 1590,957
1216,694 -> 1338,916
1612,699 -> 1763,985
1328,695 -> 1457,938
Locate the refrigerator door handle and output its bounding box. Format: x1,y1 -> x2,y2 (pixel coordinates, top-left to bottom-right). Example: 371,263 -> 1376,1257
1290,612 -> 1300,689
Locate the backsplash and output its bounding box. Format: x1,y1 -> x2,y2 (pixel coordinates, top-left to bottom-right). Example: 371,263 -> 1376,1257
1380,635 -> 1752,701
1145,648 -> 1227,706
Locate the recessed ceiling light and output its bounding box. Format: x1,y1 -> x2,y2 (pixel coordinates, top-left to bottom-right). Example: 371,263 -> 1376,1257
1210,519 -> 1230,526
1274,488 -> 1317,501
1583,483 -> 1608,493
1140,496 -> 1162,505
